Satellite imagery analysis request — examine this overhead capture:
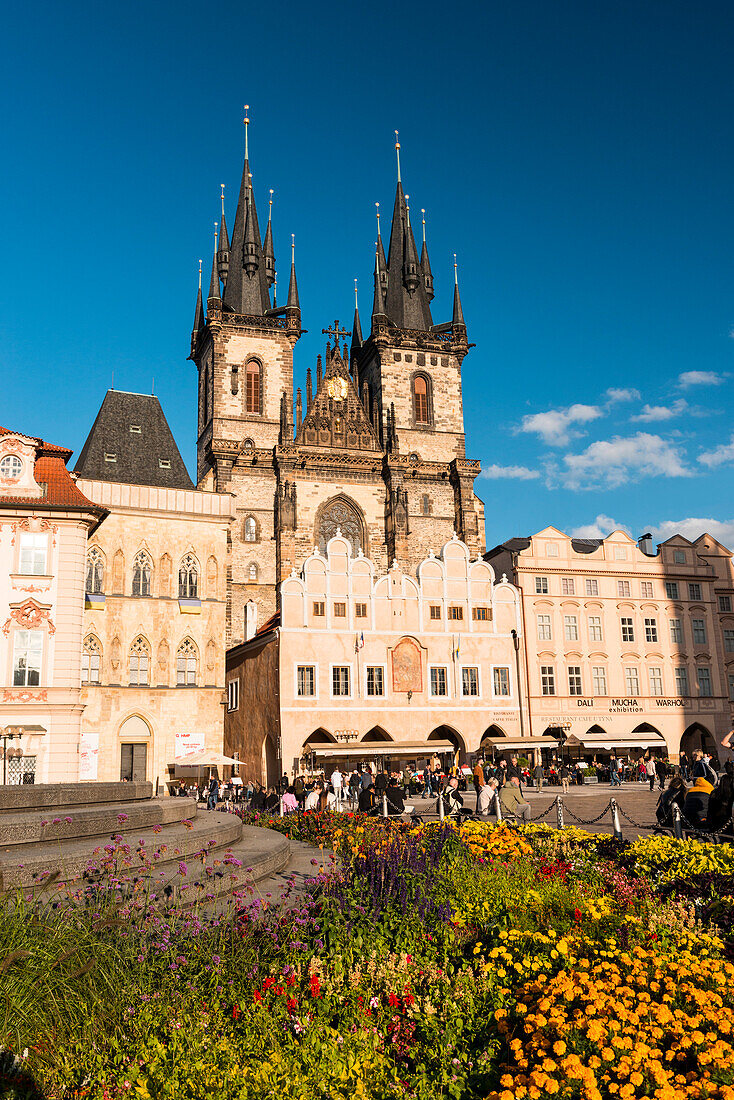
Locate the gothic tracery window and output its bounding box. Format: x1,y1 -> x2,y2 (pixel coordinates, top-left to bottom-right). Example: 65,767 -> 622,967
82,635 -> 101,685
129,636 -> 150,686
86,547 -> 104,594
132,551 -> 152,597
244,516 -> 257,542
176,638 -> 198,686
178,554 -> 198,599
317,498 -> 364,557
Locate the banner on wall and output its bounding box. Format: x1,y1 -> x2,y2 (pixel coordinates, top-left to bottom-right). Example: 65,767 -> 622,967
175,730 -> 205,761
79,731 -> 99,781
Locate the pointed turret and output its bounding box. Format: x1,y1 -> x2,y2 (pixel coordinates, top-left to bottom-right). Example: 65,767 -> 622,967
372,242 -> 386,323
190,260 -> 204,355
263,189 -> 275,288
217,185 -> 230,286
306,367 -> 313,409
222,106 -> 271,316
351,279 -> 363,351
285,234 -> 301,340
376,203 -> 388,296
207,224 -> 221,309
420,209 -> 434,301
384,132 -> 433,330
452,254 -> 467,339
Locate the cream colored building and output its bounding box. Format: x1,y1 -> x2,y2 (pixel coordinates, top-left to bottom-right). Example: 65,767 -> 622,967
0,428 -> 106,783
486,527 -> 731,763
225,534 -> 530,783
74,391 -> 232,791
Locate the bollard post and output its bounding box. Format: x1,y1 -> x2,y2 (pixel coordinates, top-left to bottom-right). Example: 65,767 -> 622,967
672,802 -> 684,840
610,798 -> 623,842
438,791 -> 445,822
279,796 -> 284,818
494,792 -> 502,822
382,792 -> 388,818
556,795 -> 564,829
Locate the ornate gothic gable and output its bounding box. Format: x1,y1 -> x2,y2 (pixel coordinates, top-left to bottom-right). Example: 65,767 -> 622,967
296,333 -> 380,453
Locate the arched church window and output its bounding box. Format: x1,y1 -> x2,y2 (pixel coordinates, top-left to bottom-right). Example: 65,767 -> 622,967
86,547 -> 104,594
245,360 -> 262,414
244,516 -> 257,542
176,638 -> 198,686
129,636 -> 150,686
178,555 -> 198,599
413,374 -> 430,425
317,498 -> 364,557
82,635 -> 101,685
132,551 -> 152,597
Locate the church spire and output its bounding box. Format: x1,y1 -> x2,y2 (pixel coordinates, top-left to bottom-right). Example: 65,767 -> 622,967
207,224 -> 221,306
384,132 -> 433,330
420,208 -> 434,302
222,105 -> 271,316
217,185 -> 230,286
263,189 -> 275,288
190,260 -> 204,355
351,279 -> 363,351
285,234 -> 301,339
452,254 -> 467,337
372,241 -> 386,322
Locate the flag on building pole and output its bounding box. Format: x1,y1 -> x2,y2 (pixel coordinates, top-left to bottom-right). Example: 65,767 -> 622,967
356,631 -> 364,651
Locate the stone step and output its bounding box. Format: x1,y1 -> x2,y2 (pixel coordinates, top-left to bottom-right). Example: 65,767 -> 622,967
175,827 -> 293,909
0,797 -> 200,846
0,781 -> 153,815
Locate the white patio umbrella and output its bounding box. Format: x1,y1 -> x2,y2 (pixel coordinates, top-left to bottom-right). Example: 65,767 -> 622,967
175,750 -> 239,790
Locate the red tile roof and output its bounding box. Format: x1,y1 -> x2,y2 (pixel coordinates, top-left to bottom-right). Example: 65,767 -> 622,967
0,428 -> 105,517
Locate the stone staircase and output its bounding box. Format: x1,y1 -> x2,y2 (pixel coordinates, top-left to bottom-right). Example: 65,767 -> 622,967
0,782 -> 294,907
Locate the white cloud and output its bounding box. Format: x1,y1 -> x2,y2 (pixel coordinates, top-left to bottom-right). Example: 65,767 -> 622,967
480,464 -> 540,480
518,403 -> 603,447
570,514 -> 633,539
605,387 -> 641,404
561,433 -> 692,489
631,399 -> 687,423
650,518 -> 734,550
699,433 -> 734,468
678,370 -> 726,388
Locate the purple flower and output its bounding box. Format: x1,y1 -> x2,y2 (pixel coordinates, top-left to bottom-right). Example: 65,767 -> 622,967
52,818 -> 61,825
117,813 -> 129,823
178,861 -> 188,877
64,816 -> 72,824
40,820 -> 48,827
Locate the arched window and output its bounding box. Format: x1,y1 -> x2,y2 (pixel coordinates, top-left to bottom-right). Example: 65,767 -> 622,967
248,562 -> 258,582
132,551 -> 152,597
421,494 -> 431,516
129,636 -> 150,686
413,374 -> 430,425
245,360 -> 261,414
316,496 -> 364,557
176,638 -> 198,686
178,554 -> 198,599
82,635 -> 101,685
244,516 -> 257,542
86,547 -> 104,594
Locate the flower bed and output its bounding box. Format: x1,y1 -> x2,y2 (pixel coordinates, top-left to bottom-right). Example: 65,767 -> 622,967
3,812 -> 734,1099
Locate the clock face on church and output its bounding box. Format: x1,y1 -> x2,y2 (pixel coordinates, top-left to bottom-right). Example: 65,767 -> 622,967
326,377 -> 348,400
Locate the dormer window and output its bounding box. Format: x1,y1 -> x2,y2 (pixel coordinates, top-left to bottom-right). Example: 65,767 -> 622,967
159,459 -> 171,469
0,454 -> 22,480
104,453 -> 116,463
129,425 -> 142,434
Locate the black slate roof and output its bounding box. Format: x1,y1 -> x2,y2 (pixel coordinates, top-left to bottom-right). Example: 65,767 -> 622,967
570,538 -> 603,554
74,391 -> 194,489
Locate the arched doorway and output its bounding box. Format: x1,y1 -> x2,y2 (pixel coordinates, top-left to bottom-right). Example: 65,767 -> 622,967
479,725 -> 505,759
429,725 -> 466,765
315,495 -> 366,557
118,714 -> 151,782
681,723 -> 719,766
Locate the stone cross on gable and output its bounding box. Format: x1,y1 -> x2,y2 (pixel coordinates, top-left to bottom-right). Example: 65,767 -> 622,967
322,320 -> 349,344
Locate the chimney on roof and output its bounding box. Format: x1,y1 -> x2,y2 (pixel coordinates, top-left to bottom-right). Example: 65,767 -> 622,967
638,532 -> 655,556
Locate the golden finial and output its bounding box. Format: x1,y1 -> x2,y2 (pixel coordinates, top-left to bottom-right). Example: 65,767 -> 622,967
354,278 -> 358,307
454,253 -> 458,285
291,233 -> 295,263
421,208 -> 426,244
394,129 -> 401,182
375,201 -> 381,236
198,259 -> 202,289
405,194 -> 411,225
214,221 -> 218,251
269,189 -> 274,222
220,184 -> 226,217
243,103 -> 250,159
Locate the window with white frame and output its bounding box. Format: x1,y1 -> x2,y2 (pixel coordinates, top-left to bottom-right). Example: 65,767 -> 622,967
617,579 -> 631,597
297,665 -> 316,697
649,667 -> 663,696
367,666 -> 384,696
178,555 -> 198,599
537,614 -> 552,641
540,665 -> 555,696
641,582 -> 653,599
86,547 -> 104,594
333,602 -> 347,618
692,618 -> 707,645
592,666 -> 607,695
568,666 -> 582,696
675,666 -> 689,696
244,516 -> 257,542
176,639 -> 197,686
644,617 -> 658,643
227,680 -> 239,711
493,667 -> 510,696
585,578 -> 599,596
0,454 -> 22,479
689,583 -> 702,601
674,550 -> 686,564
535,577 -> 548,594
332,666 -> 351,697
355,603 -> 367,619
473,606 -> 491,621
563,615 -> 578,641
724,629 -> 734,653
430,667 -> 448,696
13,629 -> 43,686
719,596 -> 732,613
588,615 -> 603,642
621,617 -> 634,642
669,618 -> 683,643
19,533 -> 47,575
665,582 -> 679,600
462,667 -> 480,697
129,636 -> 150,686
429,605 -> 442,620
624,667 -> 640,696
132,551 -> 152,597
81,636 -> 101,685
561,577 -> 575,596
697,667 -> 713,697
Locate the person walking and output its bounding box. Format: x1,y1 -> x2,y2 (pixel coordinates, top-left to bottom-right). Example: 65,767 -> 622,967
532,760 -> 544,792
330,766 -> 343,809
421,765 -> 432,799
645,756 -> 657,792
348,769 -> 361,809
559,761 -> 571,794
473,757 -> 486,811
207,774 -> 219,811
654,756 -> 667,791
609,754 -> 622,788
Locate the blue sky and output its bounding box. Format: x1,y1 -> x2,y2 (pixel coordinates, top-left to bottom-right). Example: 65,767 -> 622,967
3,0 -> 734,550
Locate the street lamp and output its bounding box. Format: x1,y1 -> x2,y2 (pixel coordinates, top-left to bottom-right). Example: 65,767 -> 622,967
1,726 -> 23,785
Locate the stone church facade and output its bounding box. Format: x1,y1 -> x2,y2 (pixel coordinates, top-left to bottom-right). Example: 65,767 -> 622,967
190,123 -> 485,644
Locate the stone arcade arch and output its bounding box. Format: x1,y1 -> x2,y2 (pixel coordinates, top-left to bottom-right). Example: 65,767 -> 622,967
362,726 -> 393,742
681,723 -> 719,765
428,725 -> 466,764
